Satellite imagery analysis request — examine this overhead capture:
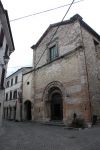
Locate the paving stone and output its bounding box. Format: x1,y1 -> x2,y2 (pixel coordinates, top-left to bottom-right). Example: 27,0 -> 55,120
0,121 -> 100,150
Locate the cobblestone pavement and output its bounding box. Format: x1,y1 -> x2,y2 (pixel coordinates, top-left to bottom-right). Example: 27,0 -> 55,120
0,121 -> 100,150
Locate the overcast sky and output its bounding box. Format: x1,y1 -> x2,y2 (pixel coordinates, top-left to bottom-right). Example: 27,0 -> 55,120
2,0 -> 100,76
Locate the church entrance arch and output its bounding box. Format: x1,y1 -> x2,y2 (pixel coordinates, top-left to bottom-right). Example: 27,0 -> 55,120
50,89 -> 63,120
43,81 -> 65,121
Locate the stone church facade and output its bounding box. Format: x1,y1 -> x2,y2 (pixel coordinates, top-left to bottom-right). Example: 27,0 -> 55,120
24,14 -> 100,125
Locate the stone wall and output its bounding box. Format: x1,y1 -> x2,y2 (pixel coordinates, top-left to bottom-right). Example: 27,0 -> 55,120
33,49 -> 91,123
81,27 -> 100,119
22,71 -> 34,120
34,21 -> 83,68
31,19 -> 100,124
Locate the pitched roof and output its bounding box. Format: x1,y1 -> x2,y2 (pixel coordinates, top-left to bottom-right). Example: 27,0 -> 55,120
31,14 -> 100,49
6,67 -> 32,79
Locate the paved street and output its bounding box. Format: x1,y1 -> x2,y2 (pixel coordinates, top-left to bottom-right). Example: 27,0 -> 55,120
0,121 -> 100,150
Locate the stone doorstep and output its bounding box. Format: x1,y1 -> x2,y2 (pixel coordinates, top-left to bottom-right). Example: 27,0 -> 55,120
39,120 -> 66,127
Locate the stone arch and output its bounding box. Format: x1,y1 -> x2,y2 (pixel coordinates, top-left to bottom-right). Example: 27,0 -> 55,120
43,81 -> 65,102
42,81 -> 65,121
24,100 -> 32,120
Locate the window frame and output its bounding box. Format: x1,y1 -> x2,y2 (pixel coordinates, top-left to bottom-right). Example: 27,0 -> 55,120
15,76 -> 18,84
94,39 -> 99,52
11,78 -> 13,86
4,44 -> 9,59
6,93 -> 8,101
47,38 -> 59,62
49,45 -> 58,61
10,91 -> 12,100
0,68 -> 5,89
6,81 -> 9,88
0,28 -> 4,47
13,90 -> 17,99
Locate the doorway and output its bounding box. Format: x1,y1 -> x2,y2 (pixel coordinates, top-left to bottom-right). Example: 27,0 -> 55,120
50,92 -> 63,121
24,100 -> 32,120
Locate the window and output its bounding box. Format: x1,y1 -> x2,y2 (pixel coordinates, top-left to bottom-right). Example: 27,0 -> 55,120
4,45 -> 9,59
94,40 -> 99,52
0,68 -> 5,89
27,81 -> 30,85
0,28 -> 4,47
94,39 -> 100,59
6,93 -> 8,101
49,45 -> 58,61
11,78 -> 13,86
10,91 -> 12,100
13,90 -> 17,99
6,81 -> 9,88
15,76 -> 18,84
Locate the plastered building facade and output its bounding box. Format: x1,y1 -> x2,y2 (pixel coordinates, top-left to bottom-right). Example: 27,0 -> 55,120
22,71 -> 33,120
23,14 -> 100,125
0,1 -> 14,125
4,67 -> 32,121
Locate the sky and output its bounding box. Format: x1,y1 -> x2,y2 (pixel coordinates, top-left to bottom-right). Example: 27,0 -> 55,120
1,0 -> 100,76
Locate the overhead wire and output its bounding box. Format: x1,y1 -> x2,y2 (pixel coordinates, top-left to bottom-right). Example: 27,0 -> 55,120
5,0 -> 83,100
8,0 -> 82,86
21,0 -> 76,86
7,66 -> 32,68
5,0 -> 84,103
34,0 -> 75,68
10,0 -> 84,22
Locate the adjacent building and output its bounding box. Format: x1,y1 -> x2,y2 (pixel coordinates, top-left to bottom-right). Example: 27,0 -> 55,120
22,71 -> 33,121
4,67 -> 32,121
0,1 -> 14,125
28,14 -> 100,125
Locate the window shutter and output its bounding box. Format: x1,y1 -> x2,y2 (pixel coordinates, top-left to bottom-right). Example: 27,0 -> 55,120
0,29 -> 4,47
0,68 -> 5,89
4,45 -> 9,58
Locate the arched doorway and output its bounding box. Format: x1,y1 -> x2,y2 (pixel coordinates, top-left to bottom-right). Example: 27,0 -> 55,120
24,100 -> 32,120
51,92 -> 63,120
43,81 -> 65,121
49,87 -> 63,121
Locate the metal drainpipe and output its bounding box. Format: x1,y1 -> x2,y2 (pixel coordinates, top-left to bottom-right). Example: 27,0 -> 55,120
20,79 -> 23,121
33,48 -> 36,120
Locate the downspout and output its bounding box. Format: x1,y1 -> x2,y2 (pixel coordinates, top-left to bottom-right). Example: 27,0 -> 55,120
33,48 -> 36,120
20,75 -> 23,121
79,21 -> 92,123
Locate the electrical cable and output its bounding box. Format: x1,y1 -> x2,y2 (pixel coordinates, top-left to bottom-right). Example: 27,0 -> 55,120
21,0 -> 76,87
10,0 -> 84,22
34,0 -> 75,68
7,0 -> 80,87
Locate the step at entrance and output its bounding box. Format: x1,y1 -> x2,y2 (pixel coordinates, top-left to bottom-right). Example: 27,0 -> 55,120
42,121 -> 65,127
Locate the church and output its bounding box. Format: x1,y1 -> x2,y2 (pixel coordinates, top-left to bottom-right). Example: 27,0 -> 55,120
22,14 -> 100,126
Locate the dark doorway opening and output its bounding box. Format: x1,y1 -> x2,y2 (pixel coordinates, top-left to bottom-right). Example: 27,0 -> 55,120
51,92 -> 63,121
24,101 -> 32,120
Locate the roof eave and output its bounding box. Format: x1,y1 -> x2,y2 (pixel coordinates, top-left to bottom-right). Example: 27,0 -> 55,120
31,14 -> 100,49
80,20 -> 100,41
